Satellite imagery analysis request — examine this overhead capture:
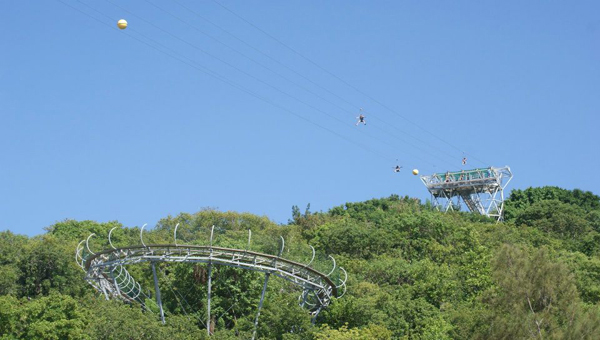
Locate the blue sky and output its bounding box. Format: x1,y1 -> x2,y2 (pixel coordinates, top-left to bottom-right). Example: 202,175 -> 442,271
1,1 -> 599,236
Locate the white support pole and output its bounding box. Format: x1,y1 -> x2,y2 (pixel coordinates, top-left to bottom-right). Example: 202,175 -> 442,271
311,306 -> 323,324
207,225 -> 215,336
151,262 -> 165,324
100,281 -> 110,301
251,272 -> 270,340
300,289 -> 309,307
207,263 -> 212,335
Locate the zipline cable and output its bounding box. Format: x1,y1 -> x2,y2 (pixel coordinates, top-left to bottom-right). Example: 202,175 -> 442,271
89,0 -> 450,169
57,0 -> 397,166
212,0 -> 490,166
148,0 -> 460,166
95,0 -> 440,167
166,0 -> 464,167
72,0 -> 443,169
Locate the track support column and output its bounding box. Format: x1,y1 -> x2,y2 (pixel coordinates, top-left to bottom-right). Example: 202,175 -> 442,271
207,225 -> 215,336
100,281 -> 110,301
110,266 -> 121,297
206,263 -> 213,335
300,289 -> 309,307
251,272 -> 270,340
311,306 -> 322,324
151,262 -> 165,324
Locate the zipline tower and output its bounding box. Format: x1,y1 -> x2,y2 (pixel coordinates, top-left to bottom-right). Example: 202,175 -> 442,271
420,166 -> 513,221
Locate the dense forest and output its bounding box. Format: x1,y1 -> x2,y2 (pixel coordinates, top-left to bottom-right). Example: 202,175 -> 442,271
1,186 -> 600,339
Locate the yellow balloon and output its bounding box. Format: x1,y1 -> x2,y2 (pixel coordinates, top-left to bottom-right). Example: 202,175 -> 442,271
117,19 -> 128,30
412,169 -> 419,176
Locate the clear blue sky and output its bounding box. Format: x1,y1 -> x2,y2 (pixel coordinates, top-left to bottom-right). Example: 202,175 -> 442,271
1,1 -> 599,236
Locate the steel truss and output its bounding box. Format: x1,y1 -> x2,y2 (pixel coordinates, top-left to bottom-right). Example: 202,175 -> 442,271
76,225 -> 347,338
420,166 -> 513,221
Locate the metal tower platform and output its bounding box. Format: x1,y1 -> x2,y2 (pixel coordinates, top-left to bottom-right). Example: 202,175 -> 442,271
420,166 -> 513,221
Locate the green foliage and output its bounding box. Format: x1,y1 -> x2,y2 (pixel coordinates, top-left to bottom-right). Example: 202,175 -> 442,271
310,218 -> 399,259
254,292 -> 314,340
84,299 -> 207,340
505,186 -> 600,221
18,234 -> 87,298
1,188 -> 599,339
44,220 -> 125,243
0,232 -> 27,296
314,324 -> 392,340
0,294 -> 90,340
474,244 -> 600,339
515,200 -> 591,237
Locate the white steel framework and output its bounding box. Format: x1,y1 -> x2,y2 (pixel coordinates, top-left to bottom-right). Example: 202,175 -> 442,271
420,166 -> 513,221
75,225 -> 347,338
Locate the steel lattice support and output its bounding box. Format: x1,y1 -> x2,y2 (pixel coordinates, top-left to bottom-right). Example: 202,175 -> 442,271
421,166 -> 513,221
76,226 -> 348,336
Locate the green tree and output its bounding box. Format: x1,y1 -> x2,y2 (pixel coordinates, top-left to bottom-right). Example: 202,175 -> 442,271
253,292 -> 314,340
0,294 -> 90,340
515,200 -> 591,238
0,231 -> 27,296
505,186 -> 600,220
314,324 -> 392,340
478,244 -> 600,339
18,235 -> 87,298
86,298 -> 206,340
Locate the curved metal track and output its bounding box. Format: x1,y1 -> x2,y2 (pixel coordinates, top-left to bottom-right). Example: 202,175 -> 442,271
84,244 -> 340,307
76,226 -> 347,336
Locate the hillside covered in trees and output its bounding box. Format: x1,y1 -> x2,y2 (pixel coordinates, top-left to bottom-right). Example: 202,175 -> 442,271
1,186 -> 600,339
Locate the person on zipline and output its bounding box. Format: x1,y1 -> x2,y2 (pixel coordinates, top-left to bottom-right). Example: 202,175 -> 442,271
356,114 -> 366,126
356,109 -> 366,126
394,165 -> 403,173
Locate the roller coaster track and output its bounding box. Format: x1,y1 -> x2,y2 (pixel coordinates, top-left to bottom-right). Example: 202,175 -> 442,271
76,225 -> 347,338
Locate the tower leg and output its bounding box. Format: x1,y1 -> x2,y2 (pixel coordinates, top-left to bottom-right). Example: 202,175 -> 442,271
207,263 -> 212,335
300,289 -> 309,307
311,306 -> 322,324
100,281 -> 110,301
151,262 -> 165,324
251,272 -> 270,340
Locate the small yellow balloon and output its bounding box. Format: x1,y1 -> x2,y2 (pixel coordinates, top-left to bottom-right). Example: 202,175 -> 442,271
117,19 -> 128,30
412,169 -> 419,176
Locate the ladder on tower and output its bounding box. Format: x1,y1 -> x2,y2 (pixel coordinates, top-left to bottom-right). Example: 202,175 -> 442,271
460,193 -> 485,215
